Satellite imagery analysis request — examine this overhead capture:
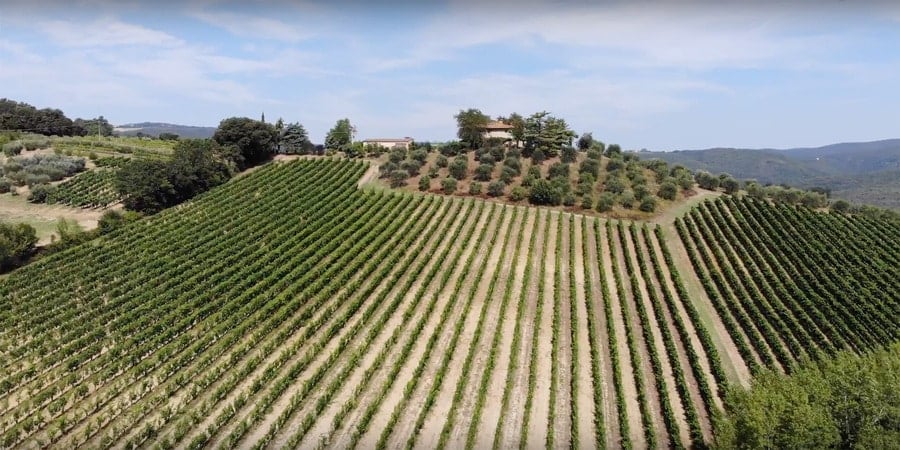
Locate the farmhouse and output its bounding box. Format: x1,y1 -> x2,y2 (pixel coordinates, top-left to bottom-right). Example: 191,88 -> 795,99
363,137 -> 414,150
482,120 -> 514,141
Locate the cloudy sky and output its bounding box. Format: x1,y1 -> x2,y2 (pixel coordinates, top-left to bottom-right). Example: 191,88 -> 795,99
2,0 -> 899,150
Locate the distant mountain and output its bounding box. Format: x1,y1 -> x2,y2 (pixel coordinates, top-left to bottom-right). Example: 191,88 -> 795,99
114,122 -> 217,139
638,139 -> 900,209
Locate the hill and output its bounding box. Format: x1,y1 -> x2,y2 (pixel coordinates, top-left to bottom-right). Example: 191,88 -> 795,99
639,139 -> 900,209
114,122 -> 217,139
0,158 -> 896,448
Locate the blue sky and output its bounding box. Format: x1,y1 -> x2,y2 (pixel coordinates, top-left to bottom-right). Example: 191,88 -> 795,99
2,0 -> 899,150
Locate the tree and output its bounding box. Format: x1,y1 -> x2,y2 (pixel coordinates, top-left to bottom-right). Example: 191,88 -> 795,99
279,122 -> 313,154
605,143 -> 622,157
577,132 -> 594,151
507,113 -> 525,148
581,194 -> 593,209
389,169 -> 409,188
487,181 -> 505,197
441,178 -> 457,194
449,157 -> 468,180
74,116 -> 114,137
658,181 -> 678,200
474,163 -> 493,182
597,192 -> 616,212
560,145 -> 577,164
620,189 -> 636,208
0,221 -> 37,270
639,197 -> 657,212
523,111 -> 575,157
469,182 -> 482,195
548,162 -> 570,180
831,199 -> 851,214
455,108 -> 490,149
97,210 -> 141,235
159,132 -> 179,141
532,148 -> 546,165
528,179 -> 563,206
213,117 -> 277,170
116,159 -> 175,213
418,174 -> 431,192
695,171 -> 720,190
509,186 -> 527,201
721,177 -> 740,194
324,118 -> 356,152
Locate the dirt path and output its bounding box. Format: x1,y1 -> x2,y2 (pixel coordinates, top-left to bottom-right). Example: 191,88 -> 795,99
497,209 -> 548,448
649,189 -> 720,227
600,223 -> 646,449
554,213 -> 575,448
657,222 -> 753,387
628,228 -> 691,448
525,211 -> 558,449
0,194 -> 107,244
584,218 -> 620,449
276,200 -> 459,449
471,207 -> 536,450
413,207 -> 514,449
448,206 -> 528,449
616,223 -> 672,449
356,161 -> 380,188
647,232 -> 725,414
572,216 -> 598,450
382,205 -> 500,449
354,202 -> 492,449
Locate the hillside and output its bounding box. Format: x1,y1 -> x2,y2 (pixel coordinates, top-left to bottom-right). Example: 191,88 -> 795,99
640,139 -> 900,209
114,122 -> 217,139
0,159 -> 896,448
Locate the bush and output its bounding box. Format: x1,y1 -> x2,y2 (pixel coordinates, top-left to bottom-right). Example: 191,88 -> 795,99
435,155 -> 449,168
531,148 -> 546,165
487,181 -> 505,197
24,173 -> 51,186
2,141 -> 23,156
503,157 -> 521,175
441,178 -> 457,194
28,183 -> 57,203
563,193 -> 576,207
469,182 -> 482,195
633,183 -> 652,201
597,192 -> 616,212
695,171 -> 720,190
449,158 -> 468,180
560,145 -> 577,163
604,176 -> 626,194
478,153 -> 496,166
581,194 -> 593,209
509,186 -> 527,202
619,189 -> 636,209
400,159 -> 421,177
22,139 -> 50,151
409,148 -> 428,164
831,199 -> 850,214
606,158 -> 624,172
418,174 -> 431,192
98,210 -> 142,235
548,162 -> 569,180
579,159 -> 599,177
379,161 -> 398,178
721,177 -> 740,194
639,197 -> 657,212
389,169 -> 409,188
657,181 -> 678,200
528,179 -> 562,206
388,148 -> 406,164
474,163 -> 493,181
0,178 -> 9,193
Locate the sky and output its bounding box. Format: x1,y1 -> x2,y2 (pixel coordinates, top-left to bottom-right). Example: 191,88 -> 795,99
1,0 -> 899,150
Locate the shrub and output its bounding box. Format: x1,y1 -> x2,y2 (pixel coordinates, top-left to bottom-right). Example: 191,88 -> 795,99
389,169 -> 409,188
639,196 -> 657,212
500,166 -> 517,184
25,174 -> 51,186
560,145 -> 577,163
487,181 -> 505,197
563,193 -> 576,207
658,181 -> 678,200
528,179 -> 562,206
409,148 -> 428,164
474,163 -> 493,181
435,155 -> 449,168
400,159 -> 421,177
441,177 -> 457,194
548,162 -> 569,180
28,183 -> 57,203
418,174 -> 431,192
721,177 -> 740,194
503,157 -> 521,175
478,153 -> 496,166
580,194 -> 593,209
2,141 -> 23,156
597,192 -> 616,212
633,183 -> 652,201
579,159 -> 599,177
509,186 -> 527,202
449,158 -> 468,180
469,182 -> 482,195
604,176 -> 626,194
619,189 -> 635,209
606,157 -> 624,172
379,161 -> 398,178
0,178 -> 10,193
531,148 -> 546,165
388,148 -> 406,164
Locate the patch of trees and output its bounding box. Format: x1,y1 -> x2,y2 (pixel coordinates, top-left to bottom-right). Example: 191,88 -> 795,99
324,118 -> 356,153
0,98 -> 85,136
116,139 -> 230,213
73,116 -> 114,137
1,155 -> 86,197
715,344 -> 900,449
0,221 -> 38,271
212,117 -> 278,170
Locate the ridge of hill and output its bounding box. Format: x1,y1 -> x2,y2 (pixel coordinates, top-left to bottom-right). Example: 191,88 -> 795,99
114,122 -> 217,139
639,139 -> 900,209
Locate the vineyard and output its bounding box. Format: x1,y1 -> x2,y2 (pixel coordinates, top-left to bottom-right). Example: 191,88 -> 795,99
676,197 -> 900,374
46,170 -> 120,208
0,158 -> 732,448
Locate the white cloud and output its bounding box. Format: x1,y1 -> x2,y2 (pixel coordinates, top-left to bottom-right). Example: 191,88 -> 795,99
191,11 -> 313,43
38,18 -> 183,47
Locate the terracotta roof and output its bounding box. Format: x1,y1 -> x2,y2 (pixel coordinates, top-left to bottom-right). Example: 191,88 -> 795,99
484,120 -> 514,130
363,137 -> 413,142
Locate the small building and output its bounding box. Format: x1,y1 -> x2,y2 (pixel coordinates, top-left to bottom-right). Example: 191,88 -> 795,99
482,120 -> 514,141
363,137 -> 414,150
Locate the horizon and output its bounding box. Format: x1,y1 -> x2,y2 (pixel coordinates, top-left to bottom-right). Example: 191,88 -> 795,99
2,0 -> 900,151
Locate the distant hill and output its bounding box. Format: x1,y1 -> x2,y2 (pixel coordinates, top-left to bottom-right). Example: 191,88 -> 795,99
114,122 -> 217,139
639,139 -> 900,209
